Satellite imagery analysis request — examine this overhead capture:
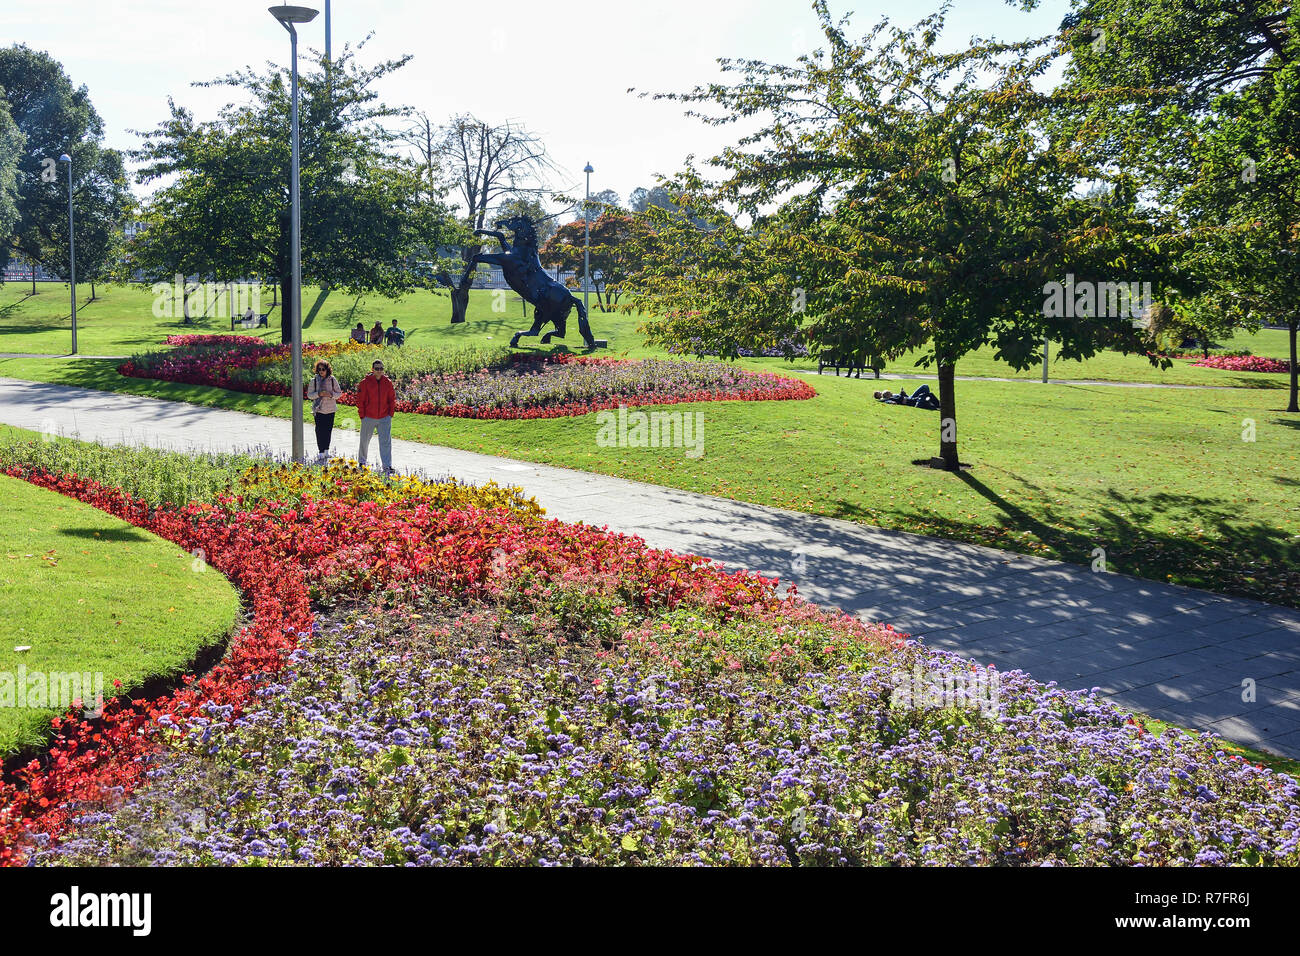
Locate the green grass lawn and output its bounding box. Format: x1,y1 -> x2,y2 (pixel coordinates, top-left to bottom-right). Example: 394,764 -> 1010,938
0,473 -> 240,757
0,281 -> 654,357
2,281 -> 1293,390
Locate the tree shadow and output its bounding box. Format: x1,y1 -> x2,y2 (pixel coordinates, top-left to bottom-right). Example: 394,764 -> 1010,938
325,297 -> 370,330
938,470 -> 1300,606
57,527 -> 150,542
303,288 -> 330,328
0,293 -> 40,322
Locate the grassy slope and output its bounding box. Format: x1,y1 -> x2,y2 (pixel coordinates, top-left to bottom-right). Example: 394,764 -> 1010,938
0,474 -> 240,756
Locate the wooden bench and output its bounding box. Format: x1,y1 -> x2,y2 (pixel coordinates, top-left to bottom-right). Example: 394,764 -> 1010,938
818,354 -> 883,378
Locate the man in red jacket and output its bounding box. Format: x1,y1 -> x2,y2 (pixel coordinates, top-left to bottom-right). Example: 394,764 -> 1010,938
356,359 -> 396,473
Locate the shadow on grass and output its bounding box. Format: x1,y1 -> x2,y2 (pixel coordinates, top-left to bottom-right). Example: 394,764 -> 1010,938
944,471 -> 1300,606
58,526 -> 150,542
325,297 -> 371,331
818,466 -> 1299,609
303,288 -> 330,328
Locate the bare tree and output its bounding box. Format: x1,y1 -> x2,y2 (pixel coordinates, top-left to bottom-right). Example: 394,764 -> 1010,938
404,112 -> 558,323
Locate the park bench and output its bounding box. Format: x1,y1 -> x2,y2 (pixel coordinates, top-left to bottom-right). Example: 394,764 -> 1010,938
818,352 -> 883,378
232,312 -> 271,331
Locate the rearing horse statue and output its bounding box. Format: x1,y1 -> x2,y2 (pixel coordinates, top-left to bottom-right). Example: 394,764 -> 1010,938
458,215 -> 601,349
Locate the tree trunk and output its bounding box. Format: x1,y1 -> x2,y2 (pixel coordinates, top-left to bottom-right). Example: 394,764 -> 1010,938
449,281 -> 470,324
30,272 -> 35,296
448,245 -> 478,324
280,269 -> 293,344
90,280 -> 96,301
937,362 -> 959,470
1288,315 -> 1298,414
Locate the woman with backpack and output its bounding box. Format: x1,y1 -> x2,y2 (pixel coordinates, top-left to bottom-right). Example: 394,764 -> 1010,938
307,360 -> 344,461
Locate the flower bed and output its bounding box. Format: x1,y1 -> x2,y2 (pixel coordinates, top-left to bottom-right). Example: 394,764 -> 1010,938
1190,354 -> 1293,374
0,455 -> 781,865
5,453 -> 1300,865
118,336 -> 816,419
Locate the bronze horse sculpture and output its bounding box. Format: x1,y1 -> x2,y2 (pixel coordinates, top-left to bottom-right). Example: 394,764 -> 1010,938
454,215 -> 602,349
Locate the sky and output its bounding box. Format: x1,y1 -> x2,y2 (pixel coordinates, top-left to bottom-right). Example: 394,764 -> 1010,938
1,0 -> 1071,212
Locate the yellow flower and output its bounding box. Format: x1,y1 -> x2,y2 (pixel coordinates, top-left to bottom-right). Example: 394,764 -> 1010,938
233,460 -> 544,517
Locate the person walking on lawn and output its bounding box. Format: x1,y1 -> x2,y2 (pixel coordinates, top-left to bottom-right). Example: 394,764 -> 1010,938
357,359 -> 396,474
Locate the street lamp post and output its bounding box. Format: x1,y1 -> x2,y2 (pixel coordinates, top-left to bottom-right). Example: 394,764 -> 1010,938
270,4 -> 319,463
58,153 -> 77,355
583,162 -> 593,320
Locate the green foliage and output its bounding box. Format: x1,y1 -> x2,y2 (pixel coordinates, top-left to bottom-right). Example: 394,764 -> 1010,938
494,196 -> 558,246
0,429 -> 264,508
628,2 -> 1174,466
0,45 -> 132,283
255,343 -> 510,389
1048,0 -> 1300,409
130,43 -> 458,314
540,212 -> 654,311
0,90 -> 22,247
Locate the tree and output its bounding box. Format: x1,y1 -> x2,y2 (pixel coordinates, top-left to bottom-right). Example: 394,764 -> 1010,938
0,90 -> 22,251
133,45 -> 456,340
574,189 -> 622,223
630,186 -> 676,214
414,114 -> 557,324
540,211 -> 653,311
0,45 -> 131,295
1038,0 -> 1300,411
495,195 -> 557,245
629,2 -> 1169,470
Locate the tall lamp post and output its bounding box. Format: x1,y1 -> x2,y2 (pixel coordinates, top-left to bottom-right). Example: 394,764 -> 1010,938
583,162 -> 594,320
270,4 -> 318,462
57,153 -> 77,355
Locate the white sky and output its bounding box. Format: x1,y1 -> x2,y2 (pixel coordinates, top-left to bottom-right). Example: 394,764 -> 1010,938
1,0 -> 1070,212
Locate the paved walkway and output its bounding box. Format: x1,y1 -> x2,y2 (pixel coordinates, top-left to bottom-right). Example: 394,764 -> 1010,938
0,353 -> 128,360
793,369 -> 1234,390
1,376 -> 1297,758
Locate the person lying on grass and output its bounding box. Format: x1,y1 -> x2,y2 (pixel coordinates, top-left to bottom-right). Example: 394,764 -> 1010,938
873,385 -> 940,411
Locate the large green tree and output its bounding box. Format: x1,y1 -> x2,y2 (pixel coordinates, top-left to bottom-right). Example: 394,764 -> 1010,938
0,90 -> 22,250
0,45 -> 131,295
630,3 -> 1169,469
133,45 -> 455,340
1038,0 -> 1300,410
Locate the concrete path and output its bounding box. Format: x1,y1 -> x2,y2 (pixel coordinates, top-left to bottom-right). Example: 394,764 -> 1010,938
793,369 -> 1237,390
0,353 -> 128,360
1,376 -> 1297,758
